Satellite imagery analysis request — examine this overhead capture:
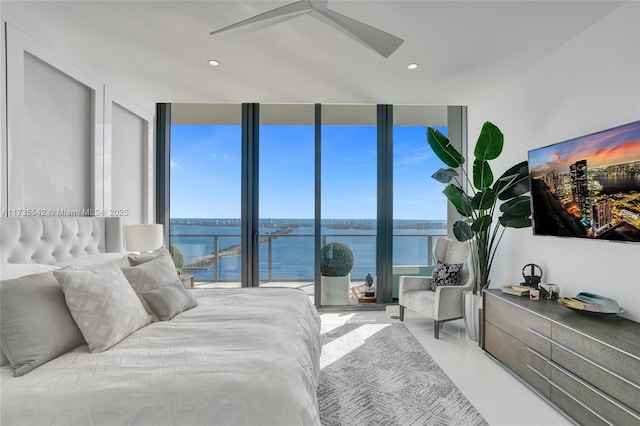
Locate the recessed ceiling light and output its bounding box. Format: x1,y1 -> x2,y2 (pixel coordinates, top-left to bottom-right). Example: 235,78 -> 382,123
208,59 -> 220,67
407,63 -> 419,70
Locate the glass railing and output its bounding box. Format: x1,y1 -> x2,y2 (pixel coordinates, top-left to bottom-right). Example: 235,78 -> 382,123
169,232 -> 446,283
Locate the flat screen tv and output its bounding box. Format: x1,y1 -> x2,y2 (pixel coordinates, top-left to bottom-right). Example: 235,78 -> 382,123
528,120 -> 640,243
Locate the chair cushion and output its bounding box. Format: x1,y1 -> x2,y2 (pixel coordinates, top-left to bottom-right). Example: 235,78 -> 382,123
431,261 -> 462,290
401,289 -> 436,316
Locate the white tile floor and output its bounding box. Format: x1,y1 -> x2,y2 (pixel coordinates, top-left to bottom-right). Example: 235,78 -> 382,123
320,306 -> 573,426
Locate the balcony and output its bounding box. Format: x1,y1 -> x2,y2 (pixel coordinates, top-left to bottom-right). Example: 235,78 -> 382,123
170,231 -> 446,300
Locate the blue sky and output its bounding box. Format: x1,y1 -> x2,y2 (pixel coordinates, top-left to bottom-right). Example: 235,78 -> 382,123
170,124 -> 448,220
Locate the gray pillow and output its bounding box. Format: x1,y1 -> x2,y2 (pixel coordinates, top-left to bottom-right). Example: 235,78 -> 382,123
0,271 -> 85,376
128,247 -> 172,267
122,253 -> 181,295
142,281 -> 198,321
54,266 -> 152,353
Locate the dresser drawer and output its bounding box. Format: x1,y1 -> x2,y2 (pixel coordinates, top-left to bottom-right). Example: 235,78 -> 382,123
550,361 -> 640,426
485,294 -> 551,357
552,336 -> 640,414
485,322 -> 551,398
553,323 -> 640,390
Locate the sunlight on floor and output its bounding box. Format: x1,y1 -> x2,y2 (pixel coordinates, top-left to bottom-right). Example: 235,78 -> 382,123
319,312 -> 356,335
320,323 -> 390,369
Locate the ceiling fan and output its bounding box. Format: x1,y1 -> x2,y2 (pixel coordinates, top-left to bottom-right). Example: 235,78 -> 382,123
210,0 -> 404,58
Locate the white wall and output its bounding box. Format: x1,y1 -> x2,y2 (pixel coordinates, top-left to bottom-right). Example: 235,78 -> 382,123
1,5 -> 155,226
469,2 -> 640,321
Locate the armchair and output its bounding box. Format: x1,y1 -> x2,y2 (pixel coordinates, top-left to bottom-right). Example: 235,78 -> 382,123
398,238 -> 474,339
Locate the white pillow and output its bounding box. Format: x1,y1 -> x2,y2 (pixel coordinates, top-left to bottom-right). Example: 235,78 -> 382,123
0,264 -> 59,280
54,265 -> 152,352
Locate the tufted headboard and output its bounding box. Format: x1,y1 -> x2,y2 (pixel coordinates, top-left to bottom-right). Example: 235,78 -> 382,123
0,217 -> 123,264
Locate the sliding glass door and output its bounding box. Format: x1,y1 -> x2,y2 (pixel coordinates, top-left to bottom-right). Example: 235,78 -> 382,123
258,104 -> 315,297
169,104 -> 242,287
320,105 -> 378,305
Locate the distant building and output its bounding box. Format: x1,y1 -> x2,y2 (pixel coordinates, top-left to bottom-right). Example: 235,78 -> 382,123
570,160 -> 591,219
621,208 -> 640,221
592,198 -> 612,231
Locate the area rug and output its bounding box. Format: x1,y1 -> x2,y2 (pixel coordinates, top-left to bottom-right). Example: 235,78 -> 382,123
318,322 -> 488,426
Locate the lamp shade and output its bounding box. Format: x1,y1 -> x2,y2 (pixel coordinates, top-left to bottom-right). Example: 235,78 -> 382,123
125,224 -> 164,252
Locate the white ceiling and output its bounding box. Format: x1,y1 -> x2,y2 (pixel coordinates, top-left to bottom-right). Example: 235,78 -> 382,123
3,1 -> 623,105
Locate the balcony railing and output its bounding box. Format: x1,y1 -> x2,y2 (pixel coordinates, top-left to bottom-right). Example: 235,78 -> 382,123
170,232 -> 446,283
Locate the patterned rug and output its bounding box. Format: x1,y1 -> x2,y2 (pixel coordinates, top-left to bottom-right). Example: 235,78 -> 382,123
318,322 -> 488,426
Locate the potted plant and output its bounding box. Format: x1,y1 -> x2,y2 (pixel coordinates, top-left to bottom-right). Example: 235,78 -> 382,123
427,121 -> 532,339
170,245 -> 185,276
320,242 -> 354,305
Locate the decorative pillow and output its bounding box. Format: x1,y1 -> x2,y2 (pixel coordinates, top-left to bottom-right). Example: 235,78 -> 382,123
142,281 -> 198,321
431,261 -> 463,290
128,247 -> 171,267
0,271 -> 85,376
121,253 -> 182,317
122,253 -> 181,295
54,266 -> 152,353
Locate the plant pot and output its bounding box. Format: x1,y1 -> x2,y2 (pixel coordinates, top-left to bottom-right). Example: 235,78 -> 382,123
463,290 -> 483,341
320,274 -> 350,305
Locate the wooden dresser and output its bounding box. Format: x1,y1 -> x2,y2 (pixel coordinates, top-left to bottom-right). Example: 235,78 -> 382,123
483,289 -> 640,425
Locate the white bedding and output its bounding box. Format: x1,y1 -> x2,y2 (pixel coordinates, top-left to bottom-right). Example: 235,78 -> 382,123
1,288 -> 321,426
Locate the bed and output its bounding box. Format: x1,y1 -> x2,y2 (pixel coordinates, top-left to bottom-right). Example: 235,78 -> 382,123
0,217 -> 321,426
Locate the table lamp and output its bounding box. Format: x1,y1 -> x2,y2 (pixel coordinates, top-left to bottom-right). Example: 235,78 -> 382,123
125,224 -> 164,252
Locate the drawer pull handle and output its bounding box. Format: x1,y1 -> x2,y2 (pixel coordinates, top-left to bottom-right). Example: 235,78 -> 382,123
527,346 -> 551,362
527,364 -> 551,382
550,362 -> 640,422
549,380 -> 616,426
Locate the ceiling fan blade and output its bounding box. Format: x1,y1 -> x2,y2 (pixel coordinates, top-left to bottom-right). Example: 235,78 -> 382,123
311,8 -> 403,58
210,0 -> 312,36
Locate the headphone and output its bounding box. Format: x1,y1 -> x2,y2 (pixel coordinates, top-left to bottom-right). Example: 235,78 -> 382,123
521,264 -> 543,289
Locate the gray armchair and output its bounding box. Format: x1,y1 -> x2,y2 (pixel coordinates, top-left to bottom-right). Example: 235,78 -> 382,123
398,238 -> 474,339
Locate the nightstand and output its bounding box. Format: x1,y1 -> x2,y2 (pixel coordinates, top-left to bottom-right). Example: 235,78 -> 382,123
180,274 -> 194,288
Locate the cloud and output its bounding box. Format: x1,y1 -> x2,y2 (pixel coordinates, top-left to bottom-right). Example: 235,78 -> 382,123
211,153 -> 231,161
170,158 -> 181,170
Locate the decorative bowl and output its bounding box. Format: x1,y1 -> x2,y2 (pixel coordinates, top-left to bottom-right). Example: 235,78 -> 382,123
559,292 -> 624,316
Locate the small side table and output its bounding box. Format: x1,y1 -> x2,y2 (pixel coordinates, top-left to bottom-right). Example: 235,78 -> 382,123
351,285 -> 376,303
180,274 -> 194,288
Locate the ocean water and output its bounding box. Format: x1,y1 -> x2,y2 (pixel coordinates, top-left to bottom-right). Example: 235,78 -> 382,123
170,219 -> 446,281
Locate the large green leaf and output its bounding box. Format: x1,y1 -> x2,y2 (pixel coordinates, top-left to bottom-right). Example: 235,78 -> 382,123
427,127 -> 464,168
474,121 -> 504,161
431,168 -> 458,184
471,215 -> 492,234
499,215 -> 532,228
473,159 -> 494,190
443,185 -> 473,216
494,161 -> 530,200
471,189 -> 497,210
500,195 -> 531,216
453,221 -> 473,242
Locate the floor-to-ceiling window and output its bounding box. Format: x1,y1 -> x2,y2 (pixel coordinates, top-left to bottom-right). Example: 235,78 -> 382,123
258,104 -> 315,297
169,104 -> 242,287
320,105 -> 378,305
164,103 -> 459,305
392,106 -> 449,299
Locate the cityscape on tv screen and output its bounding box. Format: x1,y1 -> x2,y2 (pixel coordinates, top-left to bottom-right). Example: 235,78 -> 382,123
528,120 -> 640,242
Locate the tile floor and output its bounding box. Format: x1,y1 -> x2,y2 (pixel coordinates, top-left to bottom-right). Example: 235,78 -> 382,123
320,306 -> 573,426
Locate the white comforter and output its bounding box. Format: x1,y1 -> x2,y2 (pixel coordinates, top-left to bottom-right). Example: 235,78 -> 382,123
1,288 -> 321,426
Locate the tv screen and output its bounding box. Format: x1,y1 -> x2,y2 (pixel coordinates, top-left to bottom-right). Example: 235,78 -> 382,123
528,120 -> 640,243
